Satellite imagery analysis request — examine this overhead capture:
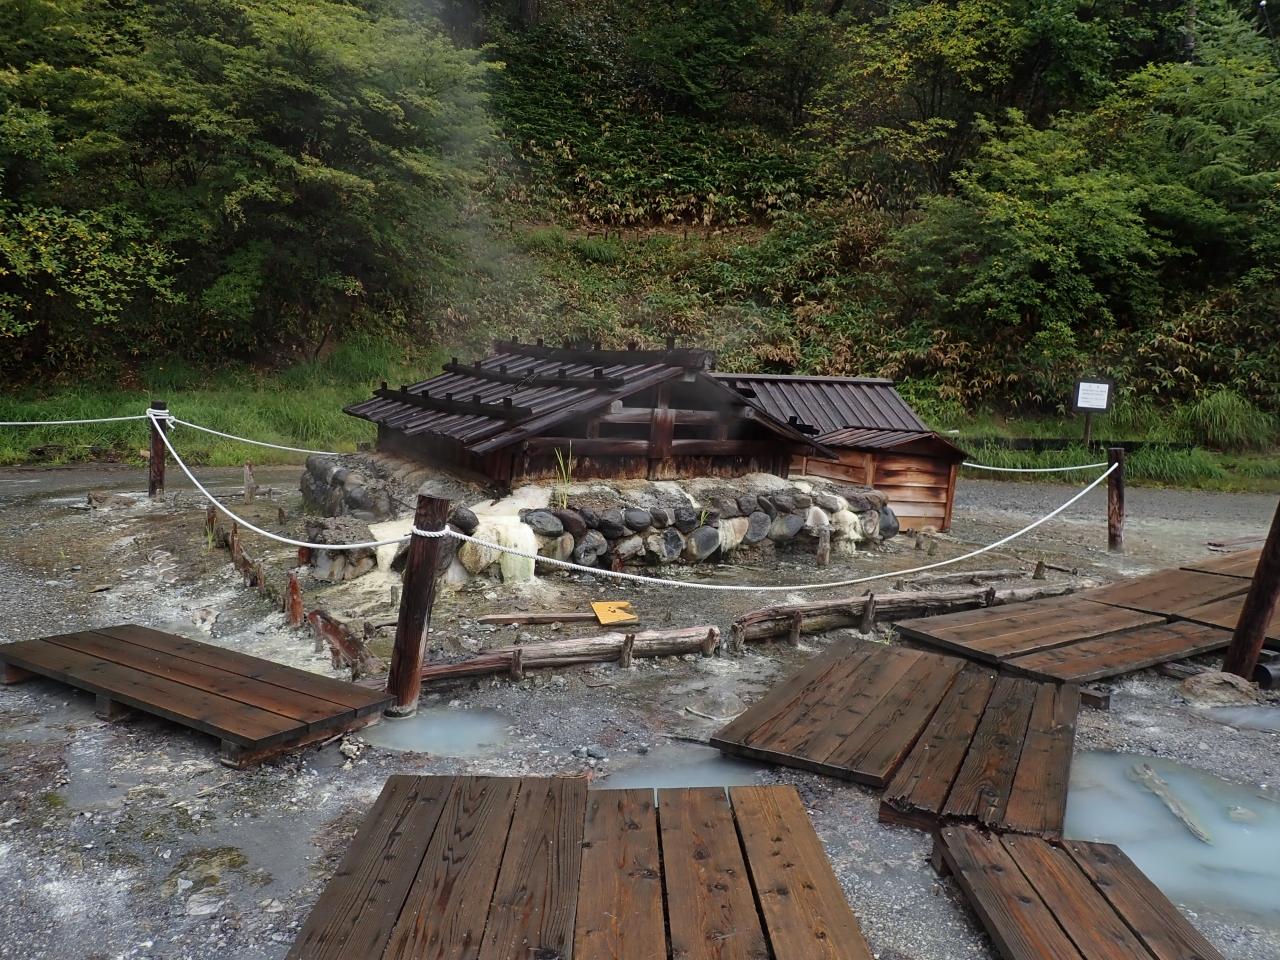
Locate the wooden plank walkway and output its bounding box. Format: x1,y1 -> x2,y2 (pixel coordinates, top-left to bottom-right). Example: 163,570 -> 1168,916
933,825 -> 1224,960
897,549 -> 1262,682
0,624 -> 391,766
288,775 -> 874,960
711,643 -> 1078,837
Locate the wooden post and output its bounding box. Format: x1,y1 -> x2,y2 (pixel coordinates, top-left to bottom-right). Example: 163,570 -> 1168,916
286,571 -> 304,627
385,494 -> 450,717
788,612 -> 803,645
204,505 -> 217,543
1082,410 -> 1094,450
701,628 -> 718,656
243,461 -> 256,504
1223,498 -> 1280,680
509,647 -> 524,682
619,633 -> 635,668
859,594 -> 877,633
815,527 -> 831,567
147,401 -> 168,497
1107,447 -> 1125,553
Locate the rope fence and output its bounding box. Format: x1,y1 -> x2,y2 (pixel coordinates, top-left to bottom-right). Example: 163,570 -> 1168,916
961,460 -> 1109,473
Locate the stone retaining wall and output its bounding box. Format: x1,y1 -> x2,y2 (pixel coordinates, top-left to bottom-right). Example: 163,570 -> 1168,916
299,452 -> 899,584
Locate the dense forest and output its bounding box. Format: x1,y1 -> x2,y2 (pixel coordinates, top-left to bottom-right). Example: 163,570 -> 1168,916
2,0 -> 1278,426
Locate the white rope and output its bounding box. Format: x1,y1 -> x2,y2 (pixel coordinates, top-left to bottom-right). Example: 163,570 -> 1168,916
412,463 -> 1119,593
170,417 -> 343,456
148,412 -> 410,552
962,460 -> 1109,473
0,414 -> 150,426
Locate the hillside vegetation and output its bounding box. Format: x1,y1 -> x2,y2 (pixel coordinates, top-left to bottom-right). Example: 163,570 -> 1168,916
1,0 -> 1277,475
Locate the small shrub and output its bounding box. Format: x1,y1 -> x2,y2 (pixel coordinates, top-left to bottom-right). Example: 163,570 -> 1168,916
1174,389 -> 1276,452
570,236 -> 624,265
522,226 -> 569,253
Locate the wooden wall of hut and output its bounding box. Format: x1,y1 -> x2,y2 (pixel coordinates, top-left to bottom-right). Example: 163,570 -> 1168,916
793,449 -> 957,532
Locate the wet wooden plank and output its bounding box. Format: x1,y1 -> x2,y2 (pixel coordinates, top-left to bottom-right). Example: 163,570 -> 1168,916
573,790 -> 666,960
0,637 -> 299,747
1181,548 -> 1261,580
478,777 -> 588,960
820,652 -> 965,786
740,647 -> 880,754
382,776 -> 521,960
94,624 -> 390,713
947,602 -> 1161,659
998,834 -> 1152,960
942,677 -> 1036,827
1083,569 -> 1248,617
880,666 -> 997,829
1060,839 -> 1225,960
1177,593 -> 1280,643
1004,622 -> 1232,682
731,786 -> 873,960
47,630 -> 347,727
1000,685 -> 1078,838
286,775 -> 452,960
935,826 -> 1084,960
658,787 -> 768,960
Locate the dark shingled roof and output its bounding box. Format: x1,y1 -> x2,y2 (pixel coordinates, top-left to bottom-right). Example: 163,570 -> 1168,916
346,342 -> 828,456
818,427 -> 967,458
712,373 -> 929,436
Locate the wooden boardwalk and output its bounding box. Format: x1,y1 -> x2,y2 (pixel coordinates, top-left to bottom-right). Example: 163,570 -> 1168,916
288,775 -> 873,960
934,825 -> 1224,960
711,643 -> 1078,837
0,624 -> 391,766
897,549 -> 1265,682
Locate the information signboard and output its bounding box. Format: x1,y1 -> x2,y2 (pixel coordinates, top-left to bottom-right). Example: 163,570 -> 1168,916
1073,379 -> 1114,413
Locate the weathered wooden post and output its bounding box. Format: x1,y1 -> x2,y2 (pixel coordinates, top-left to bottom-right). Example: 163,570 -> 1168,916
147,401 -> 168,497
1223,498 -> 1280,680
385,494 -> 450,717
1107,446 -> 1125,553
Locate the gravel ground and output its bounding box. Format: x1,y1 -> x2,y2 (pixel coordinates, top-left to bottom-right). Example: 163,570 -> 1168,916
0,465 -> 1277,959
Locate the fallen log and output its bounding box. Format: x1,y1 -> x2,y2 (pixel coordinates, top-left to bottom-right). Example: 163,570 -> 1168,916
416,625 -> 720,683
898,567 -> 1027,588
731,582 -> 1085,646
476,612 -> 599,626
308,610 -> 385,679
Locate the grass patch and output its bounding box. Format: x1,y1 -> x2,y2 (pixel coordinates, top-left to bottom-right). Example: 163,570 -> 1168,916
0,336 -> 445,467
1174,389 -> 1276,452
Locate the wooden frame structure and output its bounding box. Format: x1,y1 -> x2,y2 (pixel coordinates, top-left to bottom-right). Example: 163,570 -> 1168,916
346,341 -> 831,490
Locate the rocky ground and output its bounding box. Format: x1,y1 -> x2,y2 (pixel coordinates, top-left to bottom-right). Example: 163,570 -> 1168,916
0,465 -> 1277,960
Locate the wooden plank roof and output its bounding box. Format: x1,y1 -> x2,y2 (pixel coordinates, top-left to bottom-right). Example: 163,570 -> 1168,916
346,342 -> 827,456
818,426 -> 967,459
713,373 -> 929,435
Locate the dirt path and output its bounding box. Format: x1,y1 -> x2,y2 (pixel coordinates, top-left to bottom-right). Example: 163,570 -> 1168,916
0,466 -> 1276,960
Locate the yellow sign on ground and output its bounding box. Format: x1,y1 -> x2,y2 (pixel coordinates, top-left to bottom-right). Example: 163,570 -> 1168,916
591,600 -> 638,625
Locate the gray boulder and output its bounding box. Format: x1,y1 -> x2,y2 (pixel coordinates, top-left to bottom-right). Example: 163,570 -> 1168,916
711,497 -> 740,519
645,528 -> 684,563
769,514 -> 806,541
756,496 -> 777,519
552,508 -> 587,539
613,535 -> 646,561
597,508 -> 628,539
447,505 -> 480,536
684,525 -> 721,561
523,509 -> 564,537
573,529 -> 609,565
815,493 -> 845,513
879,506 -> 900,540
736,494 -> 759,516
673,505 -> 699,533
577,506 -> 600,529
649,506 -> 671,529
743,511 -> 772,544
770,493 -> 798,514
624,508 -> 653,532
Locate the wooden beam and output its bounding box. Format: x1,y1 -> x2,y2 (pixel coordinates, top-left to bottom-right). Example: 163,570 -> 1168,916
374,387 -> 531,421
442,360 -> 625,390
386,495 -> 450,716
597,408 -> 722,425
148,400 -> 167,497
526,437 -> 781,457
1223,498 -> 1280,679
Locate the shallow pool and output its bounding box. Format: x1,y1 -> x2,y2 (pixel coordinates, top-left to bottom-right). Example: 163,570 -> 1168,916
363,708 -> 510,757
596,742 -> 767,791
1064,751 -> 1280,925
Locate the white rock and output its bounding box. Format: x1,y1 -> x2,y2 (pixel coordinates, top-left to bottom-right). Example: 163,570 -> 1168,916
457,521 -> 502,574
185,890 -> 223,917
830,510 -> 864,542
496,522 -> 537,582
718,516 -> 750,553
803,505 -> 830,534
368,517 -> 413,572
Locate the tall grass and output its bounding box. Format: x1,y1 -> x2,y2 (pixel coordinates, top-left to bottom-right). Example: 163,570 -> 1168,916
0,337 -> 446,467
1174,389 -> 1276,452
960,443 -> 1228,486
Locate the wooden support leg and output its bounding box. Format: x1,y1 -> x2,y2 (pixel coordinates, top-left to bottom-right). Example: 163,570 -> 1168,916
509,647 -> 524,682
815,527 -> 831,567
95,694 -> 133,723
930,837 -> 952,877
788,612 -> 803,646
700,628 -> 718,657
859,594 -> 877,634
2,663 -> 34,684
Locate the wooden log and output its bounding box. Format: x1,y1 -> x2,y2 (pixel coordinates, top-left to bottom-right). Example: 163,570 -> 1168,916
476,612 -> 599,626
286,572 -> 304,627
904,567 -> 1027,587
385,495 -> 450,716
416,626 -> 720,683
297,545 -> 311,567
147,400 -> 167,497
308,610 -> 385,678
733,583 -> 1083,644
1223,497 -> 1280,679
1108,447 -> 1126,553
1033,560 -> 1047,581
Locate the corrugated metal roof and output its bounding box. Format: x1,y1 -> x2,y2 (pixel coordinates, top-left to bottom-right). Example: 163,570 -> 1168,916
712,373 -> 929,435
346,343 -> 831,456
817,427 -> 967,458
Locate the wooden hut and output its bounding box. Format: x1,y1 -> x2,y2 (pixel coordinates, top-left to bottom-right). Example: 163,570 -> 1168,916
714,374 -> 967,531
345,341 -> 830,490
